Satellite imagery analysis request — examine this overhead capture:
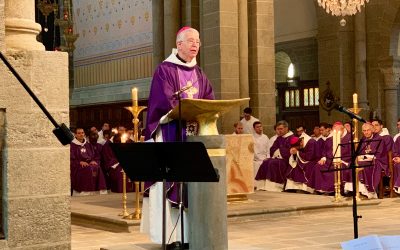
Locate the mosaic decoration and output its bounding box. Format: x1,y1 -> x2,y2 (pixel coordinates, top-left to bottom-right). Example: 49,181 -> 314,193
72,0 -> 152,61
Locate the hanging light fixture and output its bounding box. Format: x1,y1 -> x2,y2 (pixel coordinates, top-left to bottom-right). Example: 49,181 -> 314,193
317,0 -> 369,26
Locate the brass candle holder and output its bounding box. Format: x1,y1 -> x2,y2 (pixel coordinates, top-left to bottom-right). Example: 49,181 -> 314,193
125,103 -> 147,220
349,102 -> 362,202
333,129 -> 343,203
118,133 -> 131,218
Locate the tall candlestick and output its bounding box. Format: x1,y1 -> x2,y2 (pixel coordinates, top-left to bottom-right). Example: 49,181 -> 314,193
337,130 -> 341,160
132,87 -> 138,107
353,93 -> 358,105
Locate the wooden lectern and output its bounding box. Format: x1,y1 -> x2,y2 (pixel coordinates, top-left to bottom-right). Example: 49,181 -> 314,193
168,98 -> 250,135
168,97 -> 249,250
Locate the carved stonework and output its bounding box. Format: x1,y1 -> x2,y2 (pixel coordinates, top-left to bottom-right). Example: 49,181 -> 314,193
320,81 -> 339,116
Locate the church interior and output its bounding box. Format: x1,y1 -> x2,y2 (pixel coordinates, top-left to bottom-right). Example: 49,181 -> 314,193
1,0 -> 400,249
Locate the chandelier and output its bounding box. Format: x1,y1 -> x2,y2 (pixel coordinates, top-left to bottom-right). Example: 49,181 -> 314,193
317,0 -> 369,25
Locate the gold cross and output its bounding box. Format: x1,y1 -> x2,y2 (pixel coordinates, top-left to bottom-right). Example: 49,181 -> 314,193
184,80 -> 198,99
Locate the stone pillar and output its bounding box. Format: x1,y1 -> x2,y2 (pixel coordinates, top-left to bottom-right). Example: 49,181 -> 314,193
0,0 -> 5,51
380,57 -> 400,135
152,0 -> 165,68
0,1 -> 70,249
354,11 -> 369,113
238,0 -> 249,111
182,0 -> 200,30
187,136 -> 227,250
164,0 -> 181,57
248,0 -> 276,134
201,0 -> 241,134
4,0 -> 44,51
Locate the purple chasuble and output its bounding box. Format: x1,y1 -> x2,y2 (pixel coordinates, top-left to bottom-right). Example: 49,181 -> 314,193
70,139 -> 107,193
255,133 -> 294,185
287,138 -> 318,186
392,137 -> 400,190
144,60 -> 215,206
357,134 -> 385,193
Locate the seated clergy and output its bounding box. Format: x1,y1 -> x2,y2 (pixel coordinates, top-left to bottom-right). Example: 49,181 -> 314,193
70,128 -> 107,195
346,123 -> 385,199
372,119 -> 393,177
255,120 -> 294,191
253,121 -> 270,181
285,133 -> 318,193
310,122 -> 350,193
392,134 -> 400,194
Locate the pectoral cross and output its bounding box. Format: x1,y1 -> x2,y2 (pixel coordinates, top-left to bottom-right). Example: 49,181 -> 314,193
184,80 -> 198,99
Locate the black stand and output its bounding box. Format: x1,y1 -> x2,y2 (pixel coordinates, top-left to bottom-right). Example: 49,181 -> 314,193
0,52 -> 73,145
110,142 -> 219,249
176,89 -> 185,250
323,123 -> 381,239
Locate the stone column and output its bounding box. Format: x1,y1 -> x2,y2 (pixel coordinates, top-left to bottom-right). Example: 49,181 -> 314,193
201,0 -> 241,133
187,136 -> 227,250
238,0 -> 249,111
152,0 -> 165,68
354,11 -> 368,112
4,0 -> 44,51
164,0 -> 181,57
380,57 -> 400,135
182,0 -> 200,30
0,0 -> 5,51
248,0 -> 276,134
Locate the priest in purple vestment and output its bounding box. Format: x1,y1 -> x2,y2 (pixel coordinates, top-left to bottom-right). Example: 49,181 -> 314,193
372,119 -> 393,176
354,123 -> 386,198
255,120 -> 294,191
311,122 -> 351,193
141,27 -> 214,246
392,135 -> 400,193
70,128 -> 107,195
285,133 -> 318,193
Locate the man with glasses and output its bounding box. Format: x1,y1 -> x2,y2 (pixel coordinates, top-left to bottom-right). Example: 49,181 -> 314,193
142,27 -> 214,248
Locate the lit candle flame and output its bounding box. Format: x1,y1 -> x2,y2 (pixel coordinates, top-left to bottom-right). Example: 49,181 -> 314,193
121,133 -> 128,143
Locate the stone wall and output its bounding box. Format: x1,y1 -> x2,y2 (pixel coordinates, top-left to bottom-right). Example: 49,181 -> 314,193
0,51 -> 70,250
276,37 -> 318,82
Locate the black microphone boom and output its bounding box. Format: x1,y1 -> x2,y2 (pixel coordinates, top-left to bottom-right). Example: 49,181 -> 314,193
172,85 -> 193,97
335,104 -> 366,123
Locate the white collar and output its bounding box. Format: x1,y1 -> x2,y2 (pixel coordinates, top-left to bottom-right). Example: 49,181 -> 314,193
379,128 -> 390,136
164,48 -> 197,68
300,132 -> 311,147
283,131 -> 294,138
72,138 -> 87,146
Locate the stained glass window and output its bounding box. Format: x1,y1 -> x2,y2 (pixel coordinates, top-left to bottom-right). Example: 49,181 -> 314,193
295,90 -> 300,107
314,88 -> 319,105
304,89 -> 309,106
310,88 -> 314,106
290,90 -> 295,107
285,91 -> 289,107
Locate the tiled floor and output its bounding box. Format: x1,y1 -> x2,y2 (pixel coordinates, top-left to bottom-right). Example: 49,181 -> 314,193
71,193 -> 400,249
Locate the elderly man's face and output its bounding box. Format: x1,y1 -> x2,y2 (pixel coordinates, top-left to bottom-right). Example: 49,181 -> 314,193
276,125 -> 288,136
177,30 -> 200,62
362,124 -> 374,138
371,121 -> 382,134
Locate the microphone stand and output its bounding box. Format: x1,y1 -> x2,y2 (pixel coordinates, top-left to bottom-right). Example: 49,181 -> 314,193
0,52 -> 73,145
176,90 -> 185,250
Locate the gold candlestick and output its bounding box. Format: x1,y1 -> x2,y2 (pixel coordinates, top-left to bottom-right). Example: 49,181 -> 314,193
118,133 -> 130,218
125,98 -> 147,220
333,130 -> 343,202
350,93 -> 362,201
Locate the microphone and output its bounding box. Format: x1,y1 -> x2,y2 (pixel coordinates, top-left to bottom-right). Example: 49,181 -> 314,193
172,85 -> 193,97
335,104 -> 366,123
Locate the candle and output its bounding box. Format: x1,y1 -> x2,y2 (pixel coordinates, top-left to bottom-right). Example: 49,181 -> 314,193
333,130 -> 337,163
353,93 -> 358,105
121,133 -> 128,143
132,87 -> 138,107
337,130 -> 341,161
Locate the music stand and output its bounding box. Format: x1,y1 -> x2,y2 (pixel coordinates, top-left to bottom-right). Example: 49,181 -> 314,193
324,133 -> 382,239
110,142 -> 219,249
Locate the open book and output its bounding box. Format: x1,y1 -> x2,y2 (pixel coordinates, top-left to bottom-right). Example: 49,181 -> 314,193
341,235 -> 400,250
